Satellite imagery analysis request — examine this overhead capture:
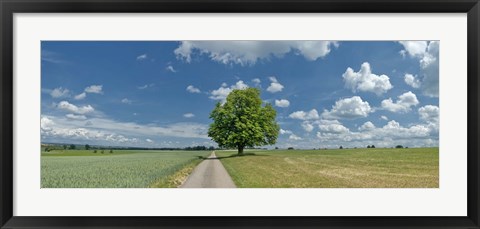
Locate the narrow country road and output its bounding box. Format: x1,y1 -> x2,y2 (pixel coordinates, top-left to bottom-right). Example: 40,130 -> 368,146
180,151 -> 236,188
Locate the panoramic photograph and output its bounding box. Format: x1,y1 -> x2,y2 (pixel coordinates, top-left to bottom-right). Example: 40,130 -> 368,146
41,41 -> 439,188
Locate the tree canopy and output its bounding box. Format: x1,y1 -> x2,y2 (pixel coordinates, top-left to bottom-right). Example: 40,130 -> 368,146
208,88 -> 279,155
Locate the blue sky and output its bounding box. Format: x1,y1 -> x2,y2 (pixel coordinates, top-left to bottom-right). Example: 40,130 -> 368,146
41,41 -> 439,149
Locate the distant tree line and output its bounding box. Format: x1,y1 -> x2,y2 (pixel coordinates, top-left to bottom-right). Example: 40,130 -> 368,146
184,146 -> 215,151
42,143 -> 220,151
43,142 -> 412,152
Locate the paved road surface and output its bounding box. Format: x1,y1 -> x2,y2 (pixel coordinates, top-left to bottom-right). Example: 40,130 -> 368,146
180,152 -> 236,188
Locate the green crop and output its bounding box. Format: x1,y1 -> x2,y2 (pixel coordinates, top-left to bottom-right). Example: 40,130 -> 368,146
41,150 -> 211,188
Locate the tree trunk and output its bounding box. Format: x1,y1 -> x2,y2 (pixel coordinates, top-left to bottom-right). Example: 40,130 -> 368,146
238,145 -> 244,155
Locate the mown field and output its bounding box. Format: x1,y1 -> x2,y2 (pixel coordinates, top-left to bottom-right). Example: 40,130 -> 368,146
216,148 -> 439,188
41,150 -> 211,188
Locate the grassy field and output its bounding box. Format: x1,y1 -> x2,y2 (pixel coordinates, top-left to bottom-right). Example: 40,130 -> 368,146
41,150 -> 211,188
216,148 -> 439,188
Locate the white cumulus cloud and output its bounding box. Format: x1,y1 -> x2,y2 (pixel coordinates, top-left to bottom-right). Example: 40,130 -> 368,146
41,117 -> 54,131
404,73 -> 421,89
57,101 -> 94,115
289,134 -> 302,140
301,122 -> 314,132
74,92 -> 86,100
418,105 -> 439,123
50,87 -> 70,98
420,41 -> 439,97
316,119 -> 437,148
275,99 -> 290,108
317,119 -> 350,133
266,77 -> 284,93
40,115 -> 211,146
322,96 -> 372,119
186,85 -> 201,93
210,87 -> 232,102
342,62 -> 393,95
209,80 -> 248,102
381,91 -> 419,113
398,41 -> 428,58
174,41 -> 338,66
183,113 -> 195,118
289,109 -> 319,120
121,98 -> 132,104
252,78 -> 261,86
166,65 -> 177,73
398,41 -> 439,97
65,114 -> 87,120
280,129 -> 293,135
136,54 -> 147,60
358,121 -> 375,131
84,85 -> 103,94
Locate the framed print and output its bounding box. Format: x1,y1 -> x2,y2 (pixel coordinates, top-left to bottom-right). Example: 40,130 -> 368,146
1,0 -> 479,228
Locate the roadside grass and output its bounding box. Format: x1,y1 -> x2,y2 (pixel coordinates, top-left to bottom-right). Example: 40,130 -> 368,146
149,158 -> 204,188
216,148 -> 439,188
41,150 -> 211,188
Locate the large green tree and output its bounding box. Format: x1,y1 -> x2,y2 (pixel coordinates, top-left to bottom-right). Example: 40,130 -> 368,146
208,88 -> 279,155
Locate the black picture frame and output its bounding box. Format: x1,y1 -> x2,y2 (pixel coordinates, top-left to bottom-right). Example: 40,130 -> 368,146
1,0 -> 479,228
